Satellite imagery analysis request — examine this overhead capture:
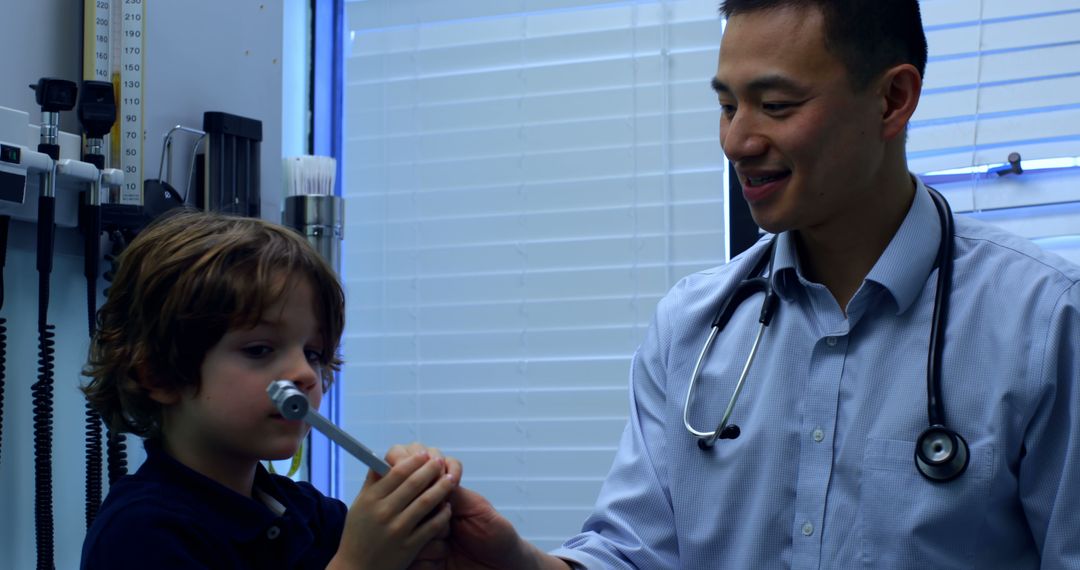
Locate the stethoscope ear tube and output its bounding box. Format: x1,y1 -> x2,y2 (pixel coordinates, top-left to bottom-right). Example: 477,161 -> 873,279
685,237 -> 778,448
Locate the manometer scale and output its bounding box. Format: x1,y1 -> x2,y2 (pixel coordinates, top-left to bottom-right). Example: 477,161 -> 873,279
83,0 -> 145,204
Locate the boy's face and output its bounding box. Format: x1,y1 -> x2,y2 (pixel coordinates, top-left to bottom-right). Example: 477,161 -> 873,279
714,5 -> 887,235
160,277 -> 326,474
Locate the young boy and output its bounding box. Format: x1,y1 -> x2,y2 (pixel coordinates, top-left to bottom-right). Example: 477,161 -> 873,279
81,210 -> 457,569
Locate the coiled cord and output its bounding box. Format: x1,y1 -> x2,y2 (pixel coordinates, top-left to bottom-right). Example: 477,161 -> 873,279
0,316 -> 6,467
32,308 -> 55,570
103,228 -> 128,481
84,201 -> 104,528
34,194 -> 55,570
106,428 -> 127,485
84,403 -> 103,526
0,213 -> 8,468
101,228 -> 126,295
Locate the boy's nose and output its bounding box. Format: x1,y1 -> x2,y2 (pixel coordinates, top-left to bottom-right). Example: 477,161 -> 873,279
285,353 -> 320,393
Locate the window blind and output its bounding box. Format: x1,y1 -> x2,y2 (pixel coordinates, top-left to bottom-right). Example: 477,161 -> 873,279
337,0 -> 1080,550
913,0 -> 1080,175
340,0 -> 724,549
915,0 -> 1080,264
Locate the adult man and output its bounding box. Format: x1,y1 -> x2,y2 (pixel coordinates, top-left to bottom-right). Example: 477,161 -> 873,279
401,1 -> 1080,567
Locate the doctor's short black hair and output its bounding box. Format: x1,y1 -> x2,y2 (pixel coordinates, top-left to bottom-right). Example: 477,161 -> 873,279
719,0 -> 928,90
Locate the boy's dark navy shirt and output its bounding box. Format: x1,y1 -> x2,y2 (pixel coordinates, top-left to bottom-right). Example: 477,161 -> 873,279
81,441 -> 347,569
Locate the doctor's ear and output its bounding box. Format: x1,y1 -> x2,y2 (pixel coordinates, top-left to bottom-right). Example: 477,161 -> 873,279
877,63 -> 922,142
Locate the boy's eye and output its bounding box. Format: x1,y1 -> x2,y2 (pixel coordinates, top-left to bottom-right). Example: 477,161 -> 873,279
305,349 -> 325,364
242,345 -> 273,358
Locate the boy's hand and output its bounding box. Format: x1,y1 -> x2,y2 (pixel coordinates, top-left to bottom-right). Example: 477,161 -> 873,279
330,452 -> 458,570
386,444 -> 462,569
387,442 -> 463,482
386,446 -> 570,570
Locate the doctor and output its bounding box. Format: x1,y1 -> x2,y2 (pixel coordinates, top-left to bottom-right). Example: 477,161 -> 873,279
398,1 -> 1080,568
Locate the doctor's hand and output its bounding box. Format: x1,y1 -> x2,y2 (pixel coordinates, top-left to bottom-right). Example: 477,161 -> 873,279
448,485 -> 572,570
388,445 -> 570,570
435,486 -> 572,570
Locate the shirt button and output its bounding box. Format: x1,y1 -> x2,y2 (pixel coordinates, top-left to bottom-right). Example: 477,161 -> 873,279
802,522 -> 814,536
825,336 -> 838,347
812,428 -> 825,442
266,525 -> 281,540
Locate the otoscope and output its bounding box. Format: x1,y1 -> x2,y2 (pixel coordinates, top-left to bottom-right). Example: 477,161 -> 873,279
0,143 -> 65,478
267,380 -> 390,476
76,80 -> 116,528
30,76 -> 77,570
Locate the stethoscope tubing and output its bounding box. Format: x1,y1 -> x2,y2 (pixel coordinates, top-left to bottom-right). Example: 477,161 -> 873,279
925,189 -> 953,428
685,187 -> 968,480
683,319 -> 767,441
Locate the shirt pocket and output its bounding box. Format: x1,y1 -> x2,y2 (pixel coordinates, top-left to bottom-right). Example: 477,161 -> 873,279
859,437 -> 994,569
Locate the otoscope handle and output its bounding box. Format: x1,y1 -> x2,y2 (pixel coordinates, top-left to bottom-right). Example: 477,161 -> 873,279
0,215 -> 9,271
37,144 -> 60,161
36,196 -> 55,274
267,380 -> 391,476
84,154 -> 105,170
83,205 -> 101,279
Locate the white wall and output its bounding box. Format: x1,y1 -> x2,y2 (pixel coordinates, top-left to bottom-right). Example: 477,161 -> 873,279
143,0 -> 286,220
0,1 -> 83,134
0,2 -> 293,567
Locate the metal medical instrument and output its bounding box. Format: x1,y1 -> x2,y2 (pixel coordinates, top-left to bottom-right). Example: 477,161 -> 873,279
267,380 -> 390,476
83,0 -> 146,204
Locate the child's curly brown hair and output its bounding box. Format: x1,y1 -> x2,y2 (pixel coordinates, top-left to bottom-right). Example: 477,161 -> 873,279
83,209 -> 345,439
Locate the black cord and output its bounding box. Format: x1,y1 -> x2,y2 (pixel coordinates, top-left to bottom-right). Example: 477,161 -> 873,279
83,200 -> 104,528
0,214 -> 9,468
0,313 -> 5,470
106,428 -> 127,485
84,402 -> 103,526
33,194 -> 56,570
32,313 -> 56,570
103,229 -> 128,482
85,205 -> 101,338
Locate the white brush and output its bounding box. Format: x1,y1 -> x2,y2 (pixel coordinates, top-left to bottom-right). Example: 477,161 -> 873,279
283,155 -> 336,197
281,155 -> 344,273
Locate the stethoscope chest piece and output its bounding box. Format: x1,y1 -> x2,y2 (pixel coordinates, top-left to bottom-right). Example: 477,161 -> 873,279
915,424 -> 969,481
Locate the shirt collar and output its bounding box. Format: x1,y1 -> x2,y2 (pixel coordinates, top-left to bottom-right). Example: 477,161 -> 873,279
770,231 -> 798,300
865,177 -> 941,315
768,176 -> 941,315
142,440 -> 314,543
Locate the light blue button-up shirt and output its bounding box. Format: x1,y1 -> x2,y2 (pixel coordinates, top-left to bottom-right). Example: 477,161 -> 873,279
551,180 -> 1080,569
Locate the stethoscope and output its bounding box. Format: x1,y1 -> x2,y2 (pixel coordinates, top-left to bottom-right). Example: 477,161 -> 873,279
683,187 -> 969,482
